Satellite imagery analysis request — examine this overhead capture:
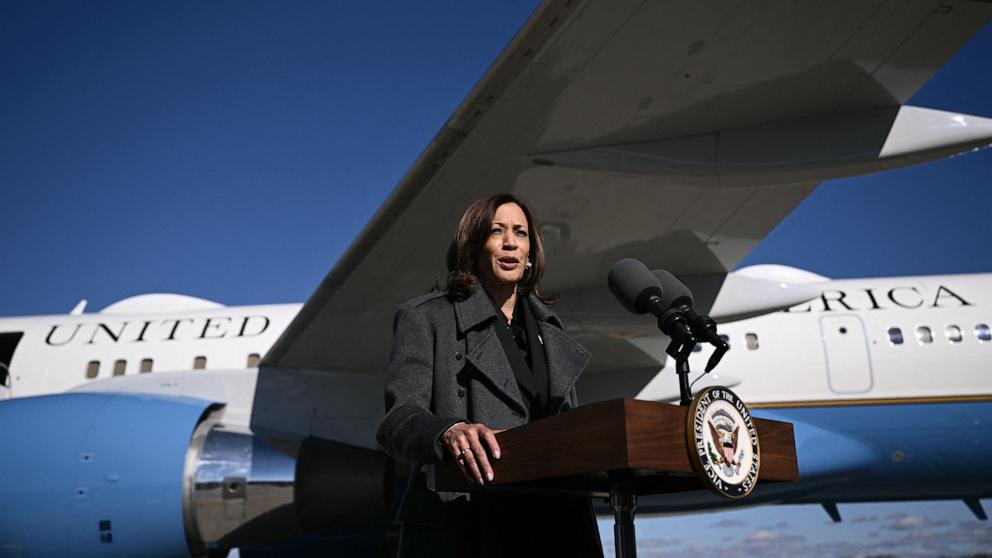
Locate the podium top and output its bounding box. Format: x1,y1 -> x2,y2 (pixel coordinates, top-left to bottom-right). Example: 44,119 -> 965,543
436,398 -> 798,497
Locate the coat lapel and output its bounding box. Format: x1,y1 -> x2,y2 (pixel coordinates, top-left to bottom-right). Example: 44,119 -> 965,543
452,288 -> 588,415
539,321 -> 590,404
454,288 -> 527,414
466,329 -> 527,414
528,294 -> 591,405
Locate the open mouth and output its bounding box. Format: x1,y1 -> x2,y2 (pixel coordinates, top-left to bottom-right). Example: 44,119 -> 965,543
497,256 -> 520,270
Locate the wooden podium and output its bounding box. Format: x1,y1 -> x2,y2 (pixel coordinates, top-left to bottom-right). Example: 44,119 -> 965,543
436,398 -> 798,557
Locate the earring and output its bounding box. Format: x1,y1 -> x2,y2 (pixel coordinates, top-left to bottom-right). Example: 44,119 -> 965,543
525,262 -> 532,269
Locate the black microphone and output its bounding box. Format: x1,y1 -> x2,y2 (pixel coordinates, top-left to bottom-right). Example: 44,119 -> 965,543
608,259 -> 694,345
651,269 -> 728,372
607,258 -> 666,316
650,269 -> 692,308
609,259 -> 729,405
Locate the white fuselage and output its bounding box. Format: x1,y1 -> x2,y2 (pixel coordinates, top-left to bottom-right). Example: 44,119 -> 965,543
0,302 -> 300,399
677,273 -> 991,407
2,272 -> 989,418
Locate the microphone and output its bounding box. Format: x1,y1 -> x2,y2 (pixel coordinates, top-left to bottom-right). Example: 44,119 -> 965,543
607,258 -> 666,316
651,269 -> 728,372
608,259 -> 693,344
649,269 -> 692,307
608,258 -> 729,405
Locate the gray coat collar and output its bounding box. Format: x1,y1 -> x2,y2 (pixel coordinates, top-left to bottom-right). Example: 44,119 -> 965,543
453,286 -> 562,334
453,286 -> 587,415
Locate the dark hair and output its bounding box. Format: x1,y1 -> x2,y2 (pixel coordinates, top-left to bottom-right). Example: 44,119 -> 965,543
446,193 -> 550,302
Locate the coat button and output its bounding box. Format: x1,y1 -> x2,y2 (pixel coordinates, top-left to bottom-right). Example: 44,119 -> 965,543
455,351 -> 463,361
457,387 -> 466,398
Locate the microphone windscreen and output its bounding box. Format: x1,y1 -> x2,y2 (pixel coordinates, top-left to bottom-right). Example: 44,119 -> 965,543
608,258 -> 662,314
652,269 -> 693,307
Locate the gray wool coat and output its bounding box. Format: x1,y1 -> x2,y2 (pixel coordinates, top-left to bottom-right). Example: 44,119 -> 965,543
376,285 -> 591,527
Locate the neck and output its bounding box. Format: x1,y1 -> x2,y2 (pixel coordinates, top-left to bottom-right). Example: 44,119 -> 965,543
482,282 -> 517,322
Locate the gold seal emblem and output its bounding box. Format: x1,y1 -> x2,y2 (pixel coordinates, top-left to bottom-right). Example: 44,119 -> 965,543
687,386 -> 760,499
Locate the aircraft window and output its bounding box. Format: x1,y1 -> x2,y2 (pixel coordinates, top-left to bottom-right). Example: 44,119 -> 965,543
140,358 -> 153,373
85,360 -> 100,379
887,327 -> 904,345
976,324 -> 991,342
246,353 -> 261,367
916,326 -> 933,345
946,325 -> 963,344
691,343 -> 701,353
193,356 -> 207,369
745,333 -> 759,350
113,360 -> 126,376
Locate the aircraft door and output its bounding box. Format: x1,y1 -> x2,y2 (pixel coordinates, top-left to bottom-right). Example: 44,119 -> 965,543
819,315 -> 873,393
0,332 -> 24,399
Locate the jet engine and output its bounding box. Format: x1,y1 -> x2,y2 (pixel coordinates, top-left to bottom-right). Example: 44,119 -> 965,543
0,392 -> 390,557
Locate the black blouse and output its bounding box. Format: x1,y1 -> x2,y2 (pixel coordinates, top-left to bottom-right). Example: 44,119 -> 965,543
491,294 -> 550,419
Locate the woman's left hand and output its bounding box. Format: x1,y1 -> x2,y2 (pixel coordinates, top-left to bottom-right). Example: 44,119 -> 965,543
442,422 -> 502,485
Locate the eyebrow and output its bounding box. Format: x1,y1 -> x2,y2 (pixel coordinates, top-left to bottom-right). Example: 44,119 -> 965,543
492,221 -> 527,229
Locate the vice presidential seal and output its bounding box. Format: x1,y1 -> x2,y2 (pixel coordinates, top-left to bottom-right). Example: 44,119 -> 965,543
687,386 -> 760,499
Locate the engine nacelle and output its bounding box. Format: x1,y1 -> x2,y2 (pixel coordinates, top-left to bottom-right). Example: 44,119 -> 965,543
0,393 -> 390,557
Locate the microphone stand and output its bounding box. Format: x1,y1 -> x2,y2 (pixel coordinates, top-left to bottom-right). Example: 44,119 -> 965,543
658,306 -> 730,406
658,309 -> 695,406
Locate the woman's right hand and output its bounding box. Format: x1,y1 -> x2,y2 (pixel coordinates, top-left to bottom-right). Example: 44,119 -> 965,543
442,422 -> 502,485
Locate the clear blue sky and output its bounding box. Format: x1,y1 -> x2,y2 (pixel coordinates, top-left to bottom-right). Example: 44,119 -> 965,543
2,2 -> 990,555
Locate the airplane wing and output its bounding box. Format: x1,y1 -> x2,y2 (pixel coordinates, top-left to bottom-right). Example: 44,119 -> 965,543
253,0 -> 992,443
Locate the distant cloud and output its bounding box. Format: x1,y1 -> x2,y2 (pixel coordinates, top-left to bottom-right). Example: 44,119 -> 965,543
872,519 -> 991,555
623,505 -> 992,558
888,515 -> 928,530
942,521 -> 992,546
635,530 -> 807,558
630,518 -> 991,558
736,529 -> 807,556
710,518 -> 746,528
639,537 -> 682,548
887,515 -> 950,530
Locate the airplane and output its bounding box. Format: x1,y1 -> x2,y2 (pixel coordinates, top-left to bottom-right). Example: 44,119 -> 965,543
2,1 -> 992,556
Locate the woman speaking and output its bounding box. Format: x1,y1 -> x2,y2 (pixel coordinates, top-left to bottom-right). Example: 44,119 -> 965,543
376,194 -> 603,557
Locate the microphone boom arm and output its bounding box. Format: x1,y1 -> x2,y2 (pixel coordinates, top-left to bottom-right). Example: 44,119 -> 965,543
658,306 -> 730,405
658,308 -> 696,405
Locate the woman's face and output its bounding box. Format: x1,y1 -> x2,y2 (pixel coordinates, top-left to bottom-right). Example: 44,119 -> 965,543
477,202 -> 531,291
